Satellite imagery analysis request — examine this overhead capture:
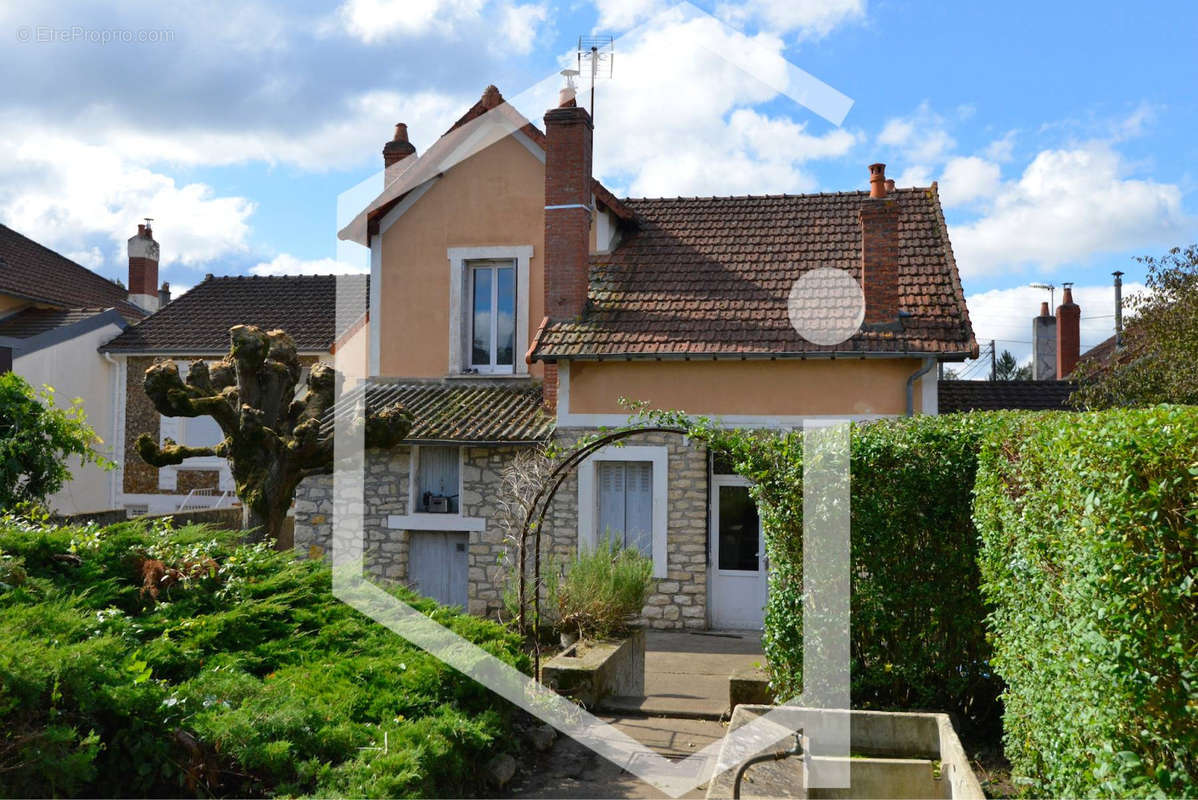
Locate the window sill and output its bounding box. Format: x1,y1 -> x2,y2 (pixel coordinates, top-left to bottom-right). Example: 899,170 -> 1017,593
386,513 -> 486,532
446,372 -> 529,381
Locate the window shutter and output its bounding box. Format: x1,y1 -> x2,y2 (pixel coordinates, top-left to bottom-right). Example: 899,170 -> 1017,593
625,462 -> 654,557
596,462 -> 625,547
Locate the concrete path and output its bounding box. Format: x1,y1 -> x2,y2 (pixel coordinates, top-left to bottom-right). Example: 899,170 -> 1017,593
508,630 -> 765,799
603,630 -> 764,719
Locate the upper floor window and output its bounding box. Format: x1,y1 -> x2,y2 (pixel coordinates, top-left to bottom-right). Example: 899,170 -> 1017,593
469,260 -> 515,372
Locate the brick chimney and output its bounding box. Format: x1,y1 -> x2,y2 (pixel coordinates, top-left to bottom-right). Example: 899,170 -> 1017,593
382,123 -> 416,184
158,281 -> 172,308
543,101 -> 593,321
1032,300 -> 1057,380
127,221 -> 160,313
860,163 -> 901,326
1056,283 -> 1081,377
542,92 -> 593,413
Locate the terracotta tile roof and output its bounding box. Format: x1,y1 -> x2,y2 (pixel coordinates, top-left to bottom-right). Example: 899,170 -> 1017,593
0,223 -> 147,321
101,274 -> 367,354
339,85 -> 631,244
938,380 -> 1077,412
322,379 -> 552,444
531,187 -> 977,360
0,307 -> 111,338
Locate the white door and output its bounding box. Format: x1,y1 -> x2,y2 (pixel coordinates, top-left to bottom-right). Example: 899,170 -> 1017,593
710,477 -> 766,629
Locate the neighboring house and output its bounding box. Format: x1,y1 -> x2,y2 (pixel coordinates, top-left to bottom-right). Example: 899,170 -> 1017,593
937,292 -> 1082,412
938,380 -> 1077,412
99,273 -> 367,516
0,223 -> 163,513
290,83 -> 977,631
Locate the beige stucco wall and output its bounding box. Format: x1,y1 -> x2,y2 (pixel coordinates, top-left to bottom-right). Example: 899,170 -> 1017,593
378,134 -> 549,378
15,321 -> 124,514
566,358 -> 927,416
334,319 -> 369,384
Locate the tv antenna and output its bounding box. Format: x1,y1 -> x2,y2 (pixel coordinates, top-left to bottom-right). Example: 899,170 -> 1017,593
1030,282 -> 1055,309
577,35 -> 614,121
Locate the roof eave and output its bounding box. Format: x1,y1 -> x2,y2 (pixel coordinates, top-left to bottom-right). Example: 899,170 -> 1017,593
532,349 -> 976,363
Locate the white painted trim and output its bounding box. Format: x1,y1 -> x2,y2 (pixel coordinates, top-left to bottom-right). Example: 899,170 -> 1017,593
556,361 -> 572,426
557,411 -> 898,428
369,236 -> 382,376
921,367 -> 939,415
109,355 -> 127,510
577,444 -> 669,578
447,245 -> 533,376
387,513 -> 486,532
513,129 -> 546,164
377,178 -> 439,237
409,444 -> 464,515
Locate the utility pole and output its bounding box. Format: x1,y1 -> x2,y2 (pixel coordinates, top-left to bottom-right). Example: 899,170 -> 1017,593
990,340 -> 997,381
1113,270 -> 1124,351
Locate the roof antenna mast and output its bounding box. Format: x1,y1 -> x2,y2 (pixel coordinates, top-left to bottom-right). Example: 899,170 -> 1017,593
576,35 -> 613,123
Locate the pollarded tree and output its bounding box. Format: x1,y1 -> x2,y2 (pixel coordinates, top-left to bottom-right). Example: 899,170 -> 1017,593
136,325 -> 411,541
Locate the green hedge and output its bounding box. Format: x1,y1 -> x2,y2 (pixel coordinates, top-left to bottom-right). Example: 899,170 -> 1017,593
975,406 -> 1198,798
0,518 -> 528,798
697,414 -> 1003,725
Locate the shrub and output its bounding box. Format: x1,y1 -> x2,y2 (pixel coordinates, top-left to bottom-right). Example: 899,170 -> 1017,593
975,405 -> 1198,797
552,538 -> 653,640
0,516 -> 527,798
0,373 -> 111,509
679,414 -> 1004,724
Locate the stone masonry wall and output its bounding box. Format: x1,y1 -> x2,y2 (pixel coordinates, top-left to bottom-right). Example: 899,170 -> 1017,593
292,432 -> 710,630
547,429 -> 709,630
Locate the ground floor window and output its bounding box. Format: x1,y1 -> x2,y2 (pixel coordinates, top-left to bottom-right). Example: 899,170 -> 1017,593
596,460 -> 654,558
414,446 -> 460,513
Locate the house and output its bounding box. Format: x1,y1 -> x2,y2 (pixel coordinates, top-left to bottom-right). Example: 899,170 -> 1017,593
99,273 -> 368,516
938,288 -> 1082,412
0,223 -> 163,512
289,83 -> 977,631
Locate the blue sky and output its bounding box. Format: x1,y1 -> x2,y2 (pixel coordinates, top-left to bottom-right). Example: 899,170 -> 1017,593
1,0 -> 1195,367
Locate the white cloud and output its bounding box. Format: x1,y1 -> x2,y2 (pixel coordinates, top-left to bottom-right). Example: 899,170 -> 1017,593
0,131 -> 255,269
66,247 -> 105,270
248,253 -> 368,276
337,0 -> 485,42
951,142 -> 1190,277
565,9 -> 858,197
877,103 -> 955,166
938,156 -> 1001,207
964,281 -> 1145,368
717,0 -> 865,38
500,2 -> 549,54
595,0 -> 669,31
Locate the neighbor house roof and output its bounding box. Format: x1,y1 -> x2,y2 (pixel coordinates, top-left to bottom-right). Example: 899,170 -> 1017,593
322,379 -> 552,445
0,223 -> 147,321
531,187 -> 976,361
340,85 -> 632,245
938,380 -> 1077,412
0,308 -> 110,338
101,274 -> 367,354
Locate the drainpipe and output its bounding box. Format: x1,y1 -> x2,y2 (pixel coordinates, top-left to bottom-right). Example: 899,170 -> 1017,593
905,357 -> 936,416
102,351 -> 122,509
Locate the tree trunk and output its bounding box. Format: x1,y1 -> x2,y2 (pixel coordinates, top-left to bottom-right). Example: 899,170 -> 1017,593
241,485 -> 292,544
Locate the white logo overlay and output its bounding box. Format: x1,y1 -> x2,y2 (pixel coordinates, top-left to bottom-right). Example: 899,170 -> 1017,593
329,5 -> 856,793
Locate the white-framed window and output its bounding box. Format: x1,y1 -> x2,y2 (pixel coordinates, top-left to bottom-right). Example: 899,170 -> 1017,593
409,446 -> 461,514
578,444 -> 669,578
596,461 -> 654,557
469,260 -> 516,373
157,360 -> 233,492
447,246 -> 532,376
